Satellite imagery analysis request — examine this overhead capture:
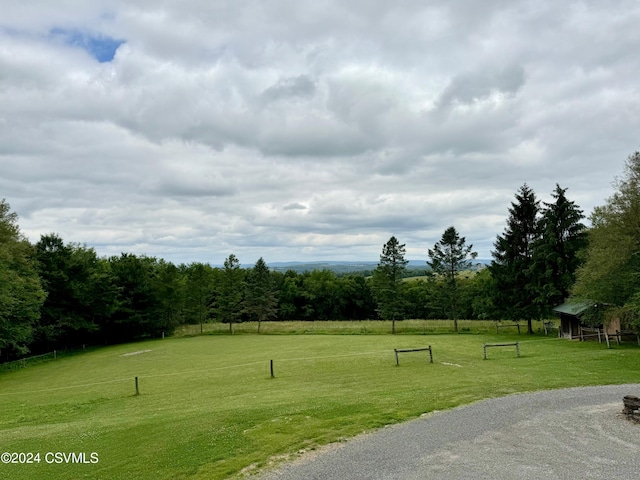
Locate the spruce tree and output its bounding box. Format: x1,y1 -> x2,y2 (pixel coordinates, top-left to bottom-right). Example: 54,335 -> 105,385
371,236 -> 408,333
243,257 -> 278,332
214,254 -> 245,334
428,226 -> 477,332
531,185 -> 587,312
490,184 -> 541,333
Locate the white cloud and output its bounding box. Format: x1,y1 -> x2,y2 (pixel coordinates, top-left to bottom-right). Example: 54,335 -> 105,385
1,0 -> 639,263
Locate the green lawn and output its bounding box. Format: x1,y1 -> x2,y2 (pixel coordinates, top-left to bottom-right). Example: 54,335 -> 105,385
1,324 -> 639,479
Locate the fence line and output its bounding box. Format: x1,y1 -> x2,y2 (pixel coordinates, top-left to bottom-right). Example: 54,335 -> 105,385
0,344 -> 93,372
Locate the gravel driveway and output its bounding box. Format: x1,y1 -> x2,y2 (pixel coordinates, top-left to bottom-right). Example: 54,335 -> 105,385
257,384 -> 640,480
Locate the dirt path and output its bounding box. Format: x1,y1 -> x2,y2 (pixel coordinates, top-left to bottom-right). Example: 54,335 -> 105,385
257,384 -> 640,480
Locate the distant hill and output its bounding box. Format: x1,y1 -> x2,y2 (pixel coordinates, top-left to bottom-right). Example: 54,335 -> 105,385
265,259 -> 490,274
266,261 -> 379,274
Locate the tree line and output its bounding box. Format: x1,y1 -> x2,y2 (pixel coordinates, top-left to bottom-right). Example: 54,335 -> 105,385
2,152 -> 639,361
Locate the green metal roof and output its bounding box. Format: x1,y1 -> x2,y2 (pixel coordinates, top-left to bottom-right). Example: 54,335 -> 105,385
552,301 -> 593,316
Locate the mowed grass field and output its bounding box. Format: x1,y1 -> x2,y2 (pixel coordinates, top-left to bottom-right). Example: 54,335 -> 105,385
1,322 -> 639,480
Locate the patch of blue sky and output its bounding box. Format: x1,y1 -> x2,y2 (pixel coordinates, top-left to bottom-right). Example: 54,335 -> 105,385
50,28 -> 124,63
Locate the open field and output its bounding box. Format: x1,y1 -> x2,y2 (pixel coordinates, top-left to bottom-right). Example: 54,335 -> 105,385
174,319 -> 533,336
1,324 -> 639,479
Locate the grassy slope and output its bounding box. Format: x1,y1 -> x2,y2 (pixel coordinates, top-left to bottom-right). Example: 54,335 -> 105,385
1,325 -> 639,479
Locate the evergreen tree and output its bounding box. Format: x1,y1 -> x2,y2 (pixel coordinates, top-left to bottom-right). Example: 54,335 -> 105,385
490,184 -> 541,333
531,185 -> 587,313
151,259 -> 186,333
427,226 -> 477,332
185,262 -> 215,333
371,236 -> 408,333
243,257 -> 278,332
214,254 -> 245,334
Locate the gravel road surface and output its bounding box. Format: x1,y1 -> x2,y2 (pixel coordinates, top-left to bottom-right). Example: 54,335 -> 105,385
257,384 -> 640,480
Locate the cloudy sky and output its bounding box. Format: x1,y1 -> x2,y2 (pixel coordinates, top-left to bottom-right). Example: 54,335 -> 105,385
2,1 -> 639,265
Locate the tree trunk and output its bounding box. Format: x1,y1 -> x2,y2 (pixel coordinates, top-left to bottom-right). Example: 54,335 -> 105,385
392,319 -> 396,334
527,319 -> 533,334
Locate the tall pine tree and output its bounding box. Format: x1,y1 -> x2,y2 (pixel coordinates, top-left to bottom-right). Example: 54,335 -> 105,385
214,254 -> 245,334
427,226 -> 477,332
531,185 -> 587,313
371,236 -> 408,333
490,184 -> 541,333
243,257 -> 278,332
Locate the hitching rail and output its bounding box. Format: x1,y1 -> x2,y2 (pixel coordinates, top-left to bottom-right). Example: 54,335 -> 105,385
483,342 -> 520,360
394,346 -> 433,366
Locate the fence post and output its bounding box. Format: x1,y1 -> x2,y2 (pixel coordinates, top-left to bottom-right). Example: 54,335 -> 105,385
135,376 -> 139,395
394,349 -> 399,366
428,346 -> 433,363
270,360 -> 274,378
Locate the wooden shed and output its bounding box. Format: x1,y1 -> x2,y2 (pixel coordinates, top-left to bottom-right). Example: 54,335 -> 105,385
553,301 -> 593,339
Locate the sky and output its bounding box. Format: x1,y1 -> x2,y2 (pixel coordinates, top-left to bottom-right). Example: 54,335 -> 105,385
2,1 -> 639,265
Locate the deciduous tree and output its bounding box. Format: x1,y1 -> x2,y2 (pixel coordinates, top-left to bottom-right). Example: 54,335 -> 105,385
573,152 -> 640,331
0,200 -> 45,359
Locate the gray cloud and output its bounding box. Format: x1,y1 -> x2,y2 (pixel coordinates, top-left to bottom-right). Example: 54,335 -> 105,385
260,75 -> 316,104
437,65 -> 526,110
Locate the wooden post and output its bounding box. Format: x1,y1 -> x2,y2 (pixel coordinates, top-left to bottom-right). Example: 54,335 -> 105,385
394,349 -> 399,366
483,344 -> 487,360
515,342 -> 520,357
135,376 -> 139,395
495,322 -> 499,334
428,345 -> 433,363
516,323 -> 520,334
605,332 -> 611,349
597,328 -> 602,343
270,360 -> 274,378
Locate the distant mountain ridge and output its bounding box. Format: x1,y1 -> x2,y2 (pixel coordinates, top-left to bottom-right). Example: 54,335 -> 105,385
265,259 -> 491,274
